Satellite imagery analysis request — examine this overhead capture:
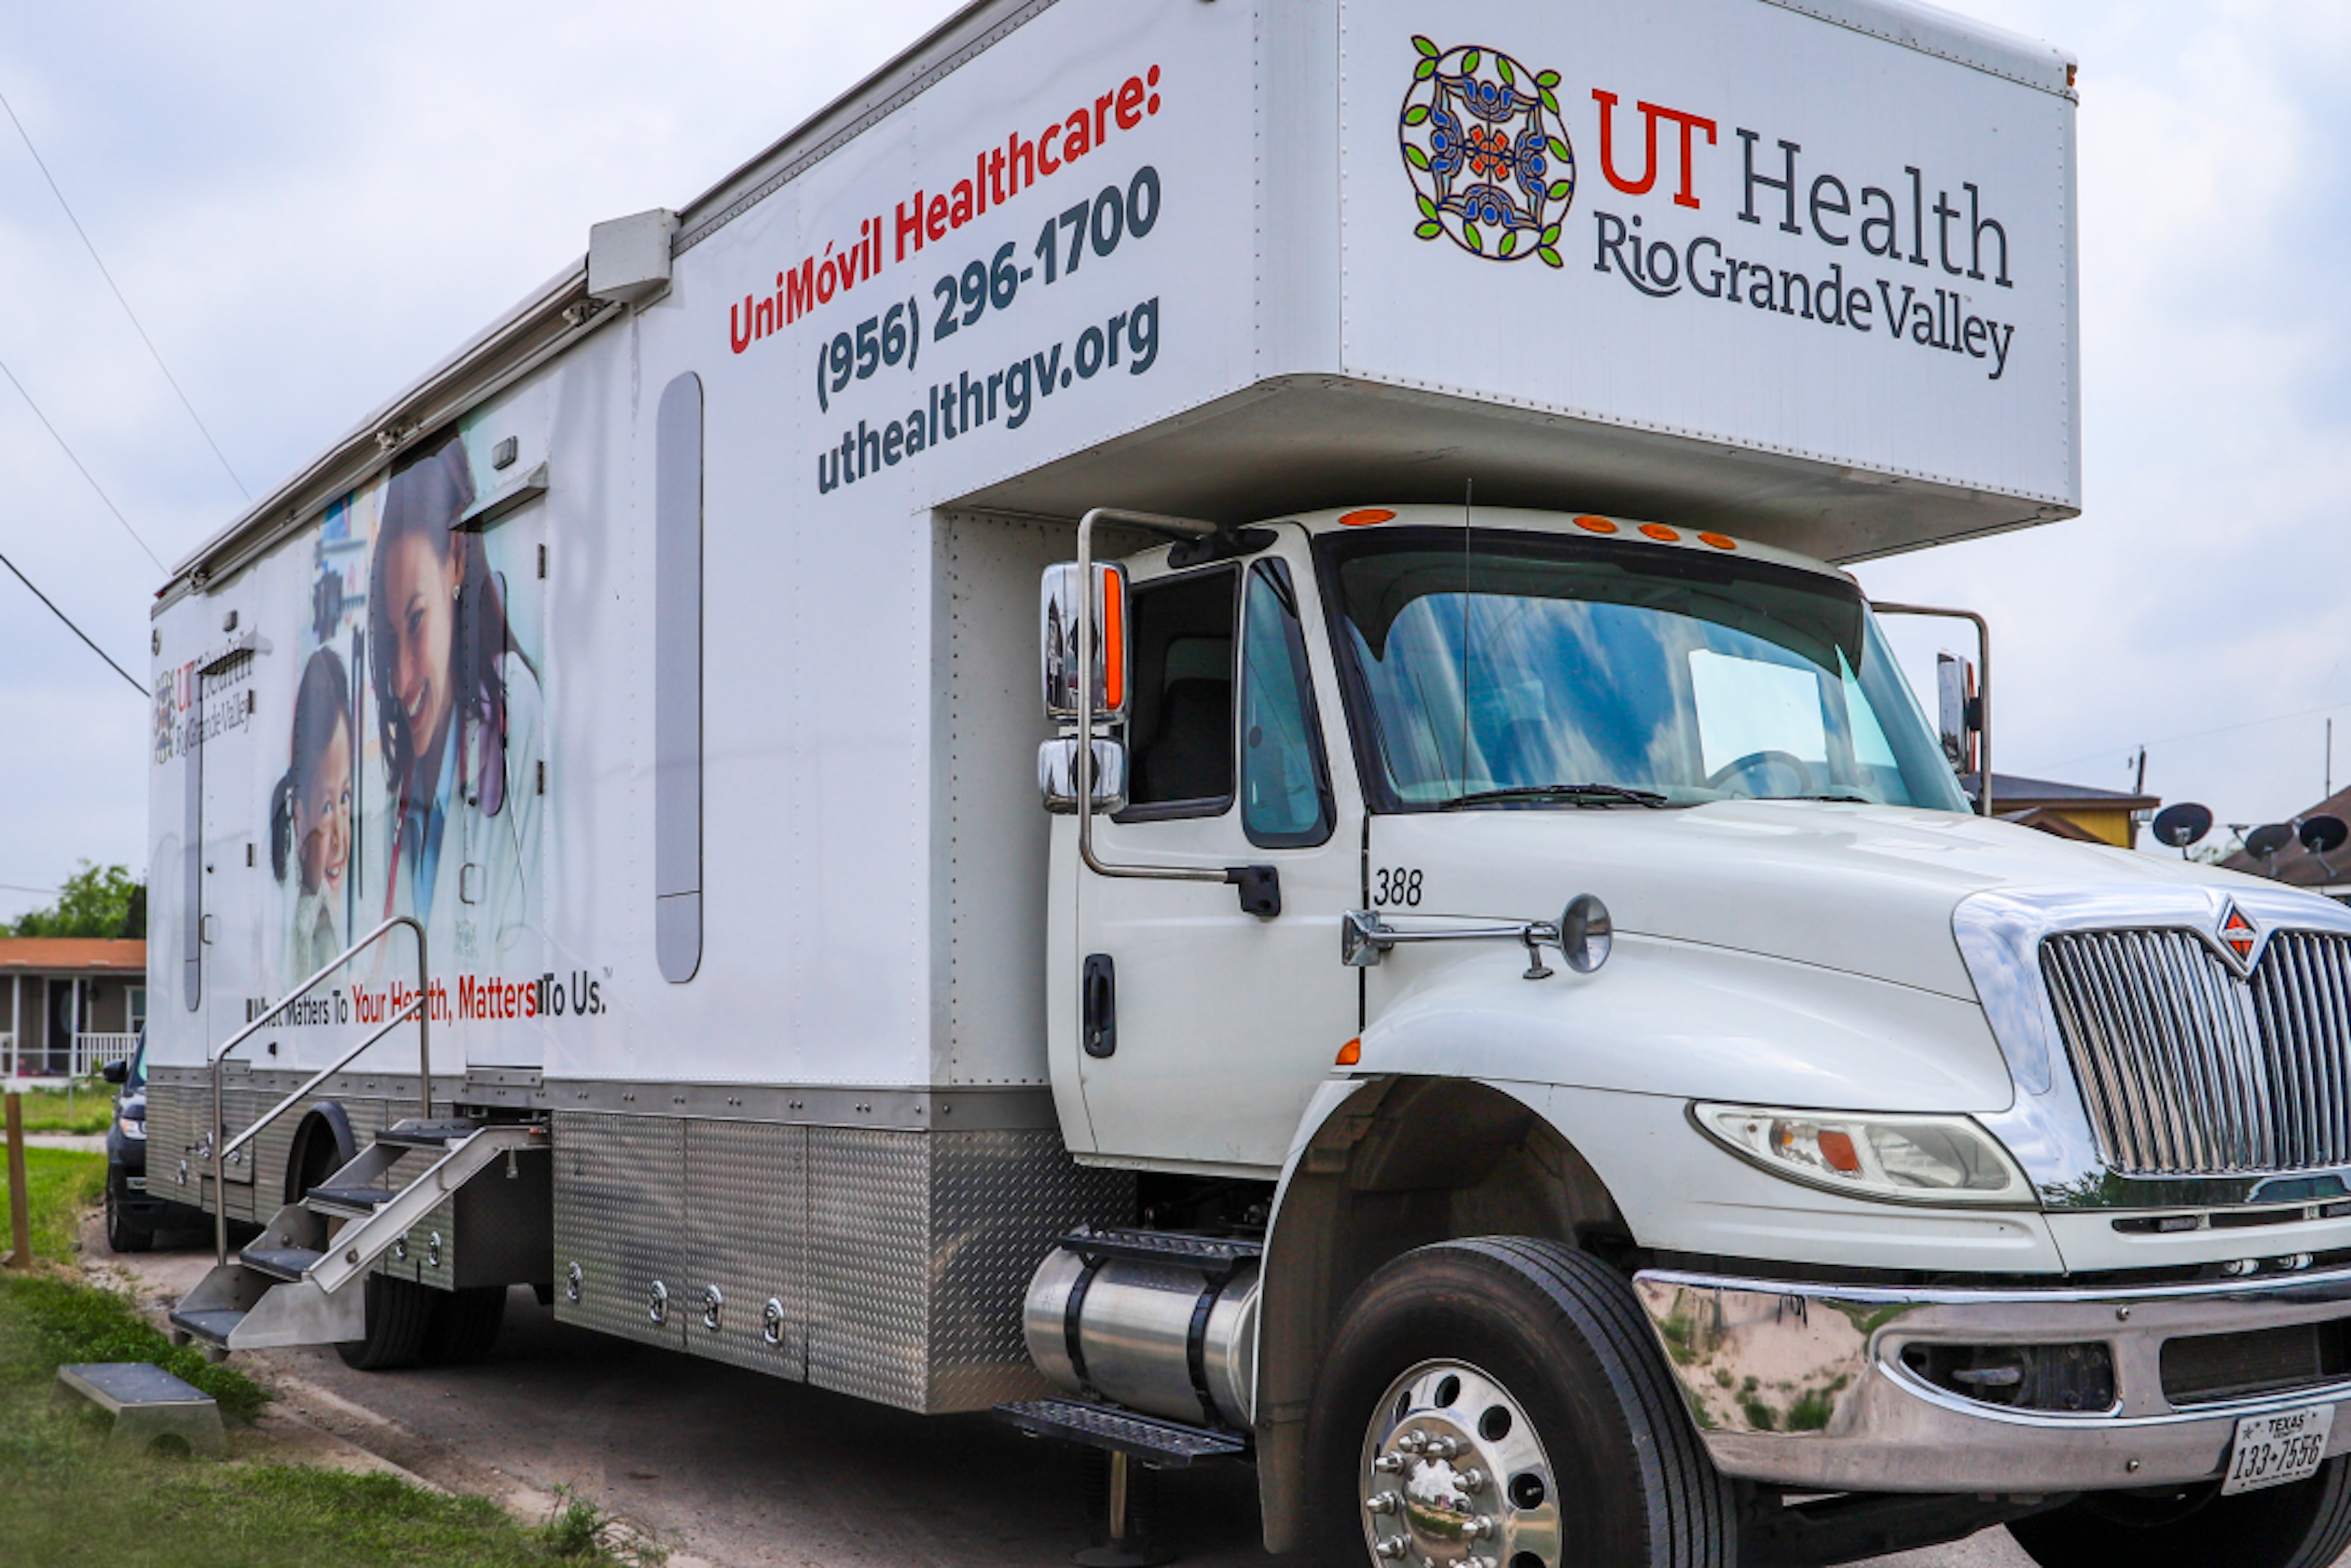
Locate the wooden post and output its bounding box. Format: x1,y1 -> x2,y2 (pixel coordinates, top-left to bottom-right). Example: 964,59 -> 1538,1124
5,1091 -> 28,1269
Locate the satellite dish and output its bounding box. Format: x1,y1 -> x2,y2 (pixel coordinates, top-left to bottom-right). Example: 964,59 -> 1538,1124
2299,816 -> 2348,855
2151,803 -> 2213,850
2246,823 -> 2294,860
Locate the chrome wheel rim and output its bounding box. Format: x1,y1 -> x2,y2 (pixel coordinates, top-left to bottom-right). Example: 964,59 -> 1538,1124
1359,1359 -> 1561,1568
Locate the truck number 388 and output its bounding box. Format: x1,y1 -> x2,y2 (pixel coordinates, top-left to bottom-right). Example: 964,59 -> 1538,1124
1372,868 -> 1424,907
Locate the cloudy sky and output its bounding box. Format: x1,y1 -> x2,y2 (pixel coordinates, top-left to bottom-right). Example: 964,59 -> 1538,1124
0,0 -> 2344,921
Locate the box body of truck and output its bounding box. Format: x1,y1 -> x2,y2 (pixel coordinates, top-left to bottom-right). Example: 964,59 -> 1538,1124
141,3 -> 2351,1564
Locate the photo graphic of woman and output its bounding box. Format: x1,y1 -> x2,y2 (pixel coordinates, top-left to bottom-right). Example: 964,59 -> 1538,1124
271,648 -> 353,978
367,433 -> 544,965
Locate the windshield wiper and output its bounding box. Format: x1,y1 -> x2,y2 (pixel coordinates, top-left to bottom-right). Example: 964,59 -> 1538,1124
1789,793 -> 1875,804
1442,782 -> 1670,810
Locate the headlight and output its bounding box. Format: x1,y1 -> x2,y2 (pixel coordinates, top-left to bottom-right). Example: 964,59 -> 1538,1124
118,1116 -> 146,1141
1693,1103 -> 2034,1207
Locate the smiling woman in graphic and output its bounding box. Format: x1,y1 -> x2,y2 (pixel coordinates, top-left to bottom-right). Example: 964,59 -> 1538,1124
367,433 -> 543,966
272,647 -> 354,977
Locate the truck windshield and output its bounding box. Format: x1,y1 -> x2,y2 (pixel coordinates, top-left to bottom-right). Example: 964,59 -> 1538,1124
1317,527 -> 1969,813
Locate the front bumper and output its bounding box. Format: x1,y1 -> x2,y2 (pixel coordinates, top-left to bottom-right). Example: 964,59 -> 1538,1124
1635,1266 -> 2351,1494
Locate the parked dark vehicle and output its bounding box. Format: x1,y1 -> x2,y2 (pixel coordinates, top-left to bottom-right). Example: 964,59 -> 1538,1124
101,1035 -> 167,1253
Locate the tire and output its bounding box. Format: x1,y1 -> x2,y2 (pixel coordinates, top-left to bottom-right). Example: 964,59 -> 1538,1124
1305,1237 -> 1735,1568
419,1286 -> 507,1366
334,1273 -> 435,1371
2009,1460 -> 2351,1568
105,1185 -> 154,1254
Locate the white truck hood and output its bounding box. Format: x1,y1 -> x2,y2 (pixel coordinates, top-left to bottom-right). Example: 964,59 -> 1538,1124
1378,800 -> 2260,1002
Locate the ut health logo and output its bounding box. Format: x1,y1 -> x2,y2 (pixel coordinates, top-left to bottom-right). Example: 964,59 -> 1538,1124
1398,36 -> 1576,267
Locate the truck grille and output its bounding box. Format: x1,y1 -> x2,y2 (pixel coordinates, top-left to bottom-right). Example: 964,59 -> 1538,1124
2041,929 -> 2351,1177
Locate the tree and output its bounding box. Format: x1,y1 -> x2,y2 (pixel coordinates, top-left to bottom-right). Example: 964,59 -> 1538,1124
11,862 -> 146,939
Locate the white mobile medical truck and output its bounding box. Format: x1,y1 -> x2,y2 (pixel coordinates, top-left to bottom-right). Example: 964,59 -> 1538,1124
138,1 -> 2351,1564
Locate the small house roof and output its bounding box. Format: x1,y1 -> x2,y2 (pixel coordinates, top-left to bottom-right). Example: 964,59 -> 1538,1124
2219,784 -> 2351,890
0,938 -> 148,975
1966,771 -> 2160,813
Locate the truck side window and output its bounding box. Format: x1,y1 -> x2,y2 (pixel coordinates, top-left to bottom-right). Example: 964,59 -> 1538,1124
1240,559 -> 1333,848
1119,566 -> 1236,817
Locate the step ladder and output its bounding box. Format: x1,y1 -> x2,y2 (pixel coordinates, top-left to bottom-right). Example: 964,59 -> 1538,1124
169,1118 -> 544,1354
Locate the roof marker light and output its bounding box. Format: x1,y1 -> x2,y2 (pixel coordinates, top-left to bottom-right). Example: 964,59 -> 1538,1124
1698,532 -> 1737,550
1639,523 -> 1680,542
1573,516 -> 1617,534
1340,509 -> 1395,527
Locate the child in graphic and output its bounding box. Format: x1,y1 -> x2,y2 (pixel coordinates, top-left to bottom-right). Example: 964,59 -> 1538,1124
271,648 -> 354,978
367,433 -> 543,965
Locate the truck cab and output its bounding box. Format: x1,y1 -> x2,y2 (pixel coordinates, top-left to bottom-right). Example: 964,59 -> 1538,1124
1033,505 -> 2351,1568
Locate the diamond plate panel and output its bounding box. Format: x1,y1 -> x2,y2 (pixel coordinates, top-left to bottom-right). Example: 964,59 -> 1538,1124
683,1120 -> 808,1380
414,1195 -> 458,1291
551,1112 -> 684,1350
143,1084 -> 205,1212
808,1126 -> 932,1409
928,1130 -> 1134,1411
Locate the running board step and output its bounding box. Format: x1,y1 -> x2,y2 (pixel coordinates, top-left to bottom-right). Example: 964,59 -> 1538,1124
239,1247 -> 324,1283
995,1398 -> 1247,1466
304,1185 -> 400,1217
372,1119 -> 485,1150
1056,1226 -> 1264,1280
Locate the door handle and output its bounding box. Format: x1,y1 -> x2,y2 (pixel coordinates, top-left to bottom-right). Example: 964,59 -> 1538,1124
1082,953 -> 1116,1059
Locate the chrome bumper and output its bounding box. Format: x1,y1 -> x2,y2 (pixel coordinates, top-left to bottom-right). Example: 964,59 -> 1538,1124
1633,1265 -> 2351,1493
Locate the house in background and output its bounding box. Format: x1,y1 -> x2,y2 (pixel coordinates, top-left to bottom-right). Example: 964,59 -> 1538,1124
0,938 -> 146,1081
1967,771 -> 2161,849
2219,783 -> 2351,899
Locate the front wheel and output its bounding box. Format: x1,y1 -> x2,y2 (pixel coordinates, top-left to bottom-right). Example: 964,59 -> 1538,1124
104,1185 -> 153,1253
1305,1237 -> 1735,1568
2009,1462 -> 2351,1568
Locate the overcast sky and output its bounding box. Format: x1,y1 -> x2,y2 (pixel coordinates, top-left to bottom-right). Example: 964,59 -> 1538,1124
0,1 -> 2344,921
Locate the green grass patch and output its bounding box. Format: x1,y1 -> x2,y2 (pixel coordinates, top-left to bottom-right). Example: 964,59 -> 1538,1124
8,1146 -> 109,1263
0,1273 -> 641,1566
12,1084 -> 117,1135
0,1272 -> 264,1420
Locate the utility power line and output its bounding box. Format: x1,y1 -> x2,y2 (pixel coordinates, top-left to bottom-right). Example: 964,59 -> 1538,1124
0,350 -> 164,572
2029,697 -> 2351,778
0,83 -> 252,502
0,547 -> 147,697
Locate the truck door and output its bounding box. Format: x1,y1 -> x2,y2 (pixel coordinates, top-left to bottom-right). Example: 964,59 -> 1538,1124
1073,550 -> 1357,1172
198,643 -> 260,1190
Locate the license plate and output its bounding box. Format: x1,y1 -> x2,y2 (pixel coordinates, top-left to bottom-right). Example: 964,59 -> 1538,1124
2222,1404 -> 2336,1496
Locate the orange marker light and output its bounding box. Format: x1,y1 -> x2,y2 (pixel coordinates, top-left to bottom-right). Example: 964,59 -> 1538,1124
1099,566 -> 1125,710
1698,532 -> 1737,551
1335,1037 -> 1362,1067
1340,508 -> 1395,528
1817,1129 -> 1862,1175
1573,515 -> 1618,534
1639,523 -> 1681,542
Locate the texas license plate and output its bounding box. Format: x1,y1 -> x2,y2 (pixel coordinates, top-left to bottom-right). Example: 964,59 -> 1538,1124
2222,1405 -> 2335,1496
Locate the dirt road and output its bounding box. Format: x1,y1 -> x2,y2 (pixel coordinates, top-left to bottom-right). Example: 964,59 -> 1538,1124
99,1235 -> 2025,1568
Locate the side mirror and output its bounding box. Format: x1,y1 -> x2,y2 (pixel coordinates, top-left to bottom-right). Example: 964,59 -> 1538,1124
1041,561 -> 1130,726
100,1059 -> 129,1086
1936,651 -> 1982,777
1038,737 -> 1128,814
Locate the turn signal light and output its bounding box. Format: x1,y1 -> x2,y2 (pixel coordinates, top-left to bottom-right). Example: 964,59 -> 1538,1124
1336,1038 -> 1362,1066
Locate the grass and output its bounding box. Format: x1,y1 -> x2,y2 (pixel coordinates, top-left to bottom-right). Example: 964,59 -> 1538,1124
8,1146 -> 110,1264
0,1202 -> 645,1566
12,1082 -> 117,1136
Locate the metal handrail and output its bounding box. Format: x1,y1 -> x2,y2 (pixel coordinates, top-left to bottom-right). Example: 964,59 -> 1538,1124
209,915 -> 427,1266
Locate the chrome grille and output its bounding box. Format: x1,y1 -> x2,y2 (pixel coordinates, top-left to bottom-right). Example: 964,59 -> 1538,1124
2041,929 -> 2351,1176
